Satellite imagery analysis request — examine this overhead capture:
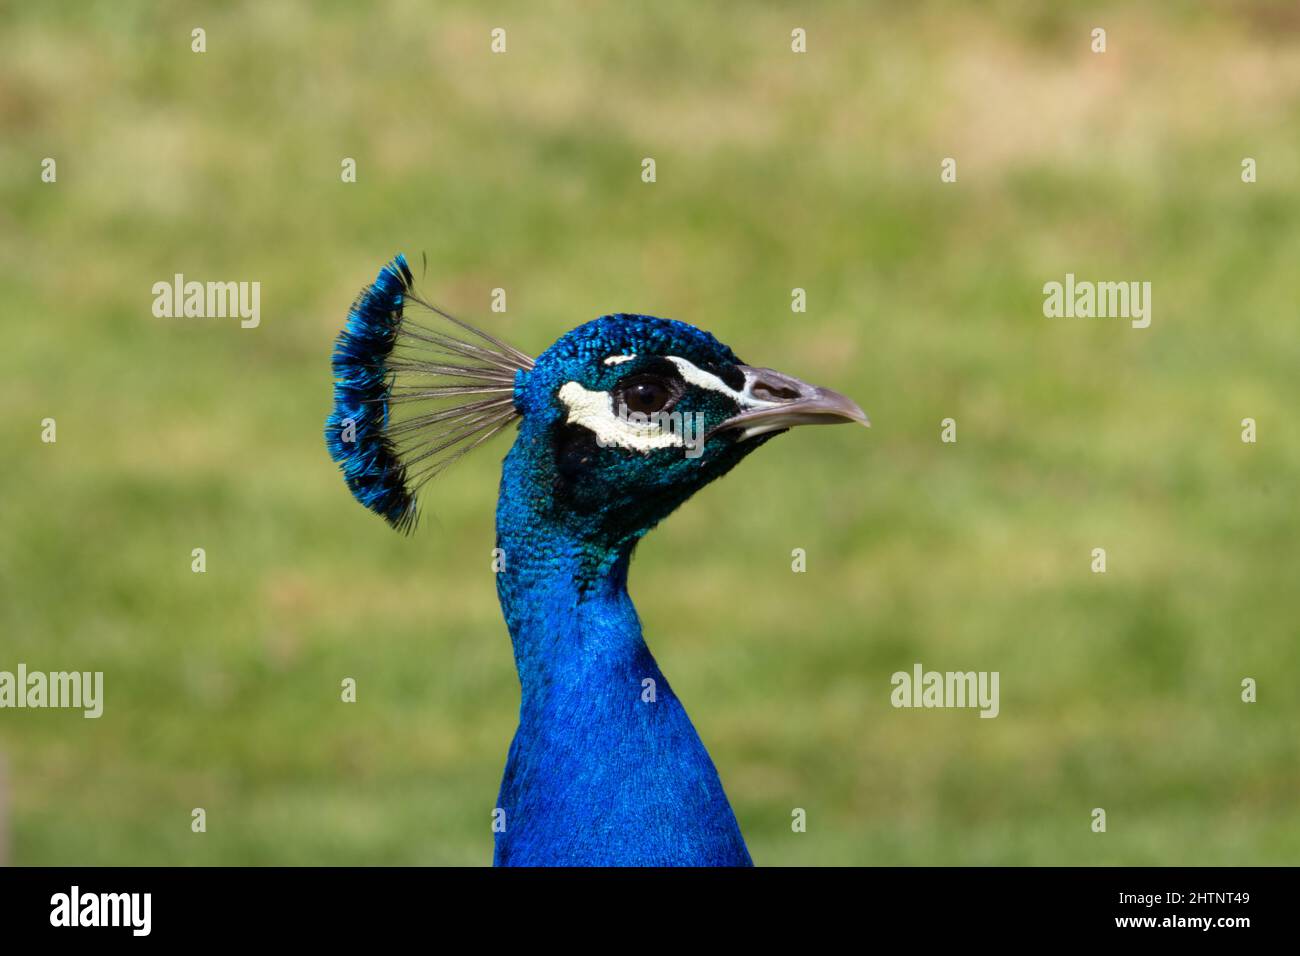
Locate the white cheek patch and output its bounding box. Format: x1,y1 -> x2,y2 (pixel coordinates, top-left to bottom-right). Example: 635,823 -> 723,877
556,355 -> 784,453
557,381 -> 685,452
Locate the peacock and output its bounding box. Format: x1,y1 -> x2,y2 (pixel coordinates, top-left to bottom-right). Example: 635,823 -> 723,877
326,255 -> 868,866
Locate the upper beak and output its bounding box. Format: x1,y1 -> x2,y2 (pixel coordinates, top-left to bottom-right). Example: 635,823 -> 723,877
710,365 -> 870,441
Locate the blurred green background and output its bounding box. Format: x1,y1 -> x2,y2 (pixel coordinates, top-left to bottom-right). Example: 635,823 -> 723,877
2,1 -> 1298,865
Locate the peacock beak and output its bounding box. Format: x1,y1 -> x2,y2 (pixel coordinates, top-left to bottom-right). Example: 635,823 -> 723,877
710,365 -> 870,441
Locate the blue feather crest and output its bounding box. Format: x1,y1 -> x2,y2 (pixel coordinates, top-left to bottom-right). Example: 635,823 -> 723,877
325,255 -> 532,532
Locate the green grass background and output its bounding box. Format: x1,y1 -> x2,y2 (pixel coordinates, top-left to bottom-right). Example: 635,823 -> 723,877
1,1 -> 1298,865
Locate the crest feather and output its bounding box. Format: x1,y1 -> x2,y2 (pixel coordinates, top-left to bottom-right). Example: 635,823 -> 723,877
325,255 -> 533,532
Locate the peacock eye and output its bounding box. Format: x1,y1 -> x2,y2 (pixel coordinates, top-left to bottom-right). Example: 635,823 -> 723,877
615,375 -> 676,415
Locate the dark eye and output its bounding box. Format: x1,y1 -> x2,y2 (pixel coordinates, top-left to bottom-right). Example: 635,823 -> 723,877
615,375 -> 676,415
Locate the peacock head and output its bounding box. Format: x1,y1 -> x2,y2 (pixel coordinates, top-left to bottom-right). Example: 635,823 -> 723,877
511,313 -> 867,544
326,255 -> 867,544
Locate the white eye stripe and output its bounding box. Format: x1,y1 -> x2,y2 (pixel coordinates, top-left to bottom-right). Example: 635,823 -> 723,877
665,356 -> 784,409
603,354 -> 636,366
664,356 -> 736,397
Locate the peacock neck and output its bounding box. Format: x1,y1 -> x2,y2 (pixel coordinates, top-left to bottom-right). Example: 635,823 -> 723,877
491,442 -> 752,865
495,501 -> 647,702
493,436 -> 654,694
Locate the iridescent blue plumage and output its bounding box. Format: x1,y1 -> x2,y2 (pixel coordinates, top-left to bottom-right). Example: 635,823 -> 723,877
326,255 -> 528,532
326,256 -> 867,866
324,255 -> 418,530
493,315 -> 764,865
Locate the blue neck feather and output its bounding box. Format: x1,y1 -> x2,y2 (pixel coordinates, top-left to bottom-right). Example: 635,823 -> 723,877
491,423 -> 752,866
